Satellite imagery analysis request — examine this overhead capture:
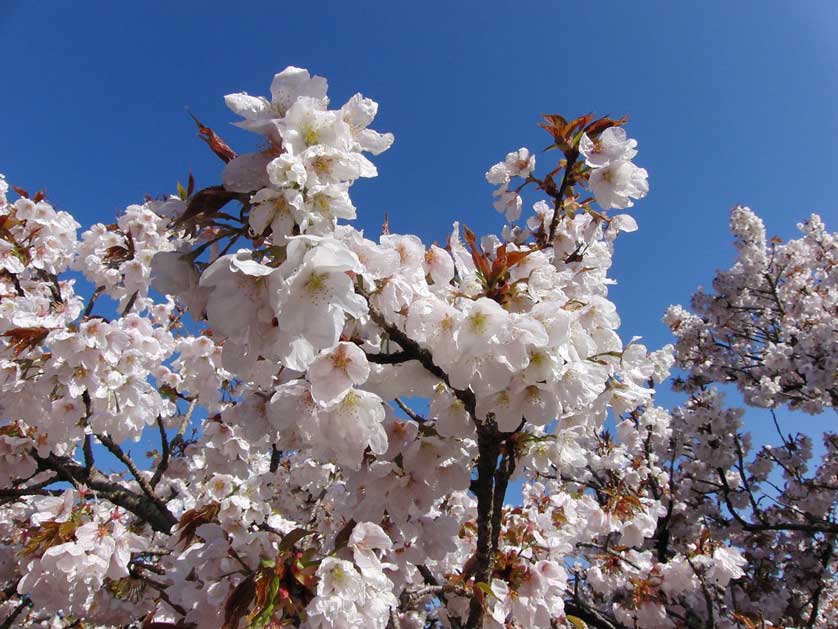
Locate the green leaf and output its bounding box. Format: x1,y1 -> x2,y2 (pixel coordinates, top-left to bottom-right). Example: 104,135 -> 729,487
248,600 -> 276,628
176,181 -> 187,201
566,615 -> 588,629
475,581 -> 499,601
248,575 -> 280,627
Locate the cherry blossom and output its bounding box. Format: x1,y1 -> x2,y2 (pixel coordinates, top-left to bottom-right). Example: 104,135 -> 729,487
0,66 -> 833,629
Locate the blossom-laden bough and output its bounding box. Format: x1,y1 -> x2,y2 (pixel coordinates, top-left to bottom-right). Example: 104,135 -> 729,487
0,66 -> 834,628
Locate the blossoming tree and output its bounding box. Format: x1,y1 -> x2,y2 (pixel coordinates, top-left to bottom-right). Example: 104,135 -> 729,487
0,67 -> 834,628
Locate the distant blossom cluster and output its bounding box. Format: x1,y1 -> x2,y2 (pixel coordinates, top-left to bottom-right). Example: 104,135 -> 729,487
0,67 -> 834,629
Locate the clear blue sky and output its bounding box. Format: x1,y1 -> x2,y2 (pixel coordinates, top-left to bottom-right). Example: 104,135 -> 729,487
2,1 -> 836,439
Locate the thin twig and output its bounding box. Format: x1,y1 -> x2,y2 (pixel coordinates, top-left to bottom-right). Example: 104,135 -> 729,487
150,417 -> 170,488
96,432 -> 162,509
151,397 -> 197,488
82,286 -> 105,318
169,398 -> 198,452
394,397 -> 426,423
121,290 -> 139,316
547,152 -> 579,241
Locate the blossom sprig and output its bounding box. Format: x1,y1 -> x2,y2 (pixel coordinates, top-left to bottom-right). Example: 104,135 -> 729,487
484,113 -> 648,252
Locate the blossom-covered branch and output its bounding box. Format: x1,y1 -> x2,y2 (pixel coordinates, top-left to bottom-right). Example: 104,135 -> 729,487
0,66 -> 833,629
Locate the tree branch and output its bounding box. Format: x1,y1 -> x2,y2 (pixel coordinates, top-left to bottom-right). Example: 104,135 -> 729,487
716,466 -> 838,534
0,597 -> 31,629
394,397 -> 427,423
361,294 -> 476,416
96,431 -> 164,511
33,451 -> 176,534
547,152 -> 579,242
490,443 -> 516,554
464,421 -> 501,629
151,398 -> 197,487
150,417 -> 170,488
806,534 -> 835,628
563,600 -> 626,629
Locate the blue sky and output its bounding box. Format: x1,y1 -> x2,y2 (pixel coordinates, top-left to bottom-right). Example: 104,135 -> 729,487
1,1 -> 835,443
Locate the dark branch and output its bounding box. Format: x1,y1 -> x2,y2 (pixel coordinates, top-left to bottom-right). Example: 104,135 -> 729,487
362,297 -> 476,416
96,431 -> 165,510
33,451 -> 176,534
563,600 -> 626,629
464,421 -> 501,629
547,152 -> 579,241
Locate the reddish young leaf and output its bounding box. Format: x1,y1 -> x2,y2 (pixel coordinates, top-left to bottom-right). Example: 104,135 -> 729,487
462,225 -> 491,280
504,248 -> 536,269
539,114 -> 572,153
567,113 -> 594,137
584,114 -> 628,138
173,185 -> 241,226
539,113 -> 568,140
490,244 -> 508,279
103,244 -> 132,265
176,501 -> 220,546
222,575 -> 256,629
3,327 -> 50,356
189,112 -> 237,163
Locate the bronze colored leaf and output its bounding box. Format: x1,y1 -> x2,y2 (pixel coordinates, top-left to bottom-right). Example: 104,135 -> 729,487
278,527 -> 315,553
190,112 -> 237,163
176,501 -> 220,546
173,185 -> 241,226
3,327 -> 50,356
584,115 -> 628,138
462,225 -> 491,280
222,575 -> 257,629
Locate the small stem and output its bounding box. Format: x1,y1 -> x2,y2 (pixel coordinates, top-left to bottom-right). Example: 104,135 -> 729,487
547,152 -> 579,241
96,432 -> 164,510
394,397 -> 426,423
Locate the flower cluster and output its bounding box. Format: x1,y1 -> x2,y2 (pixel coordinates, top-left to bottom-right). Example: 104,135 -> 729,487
580,127 -> 649,210
0,67 -> 833,629
666,205 -> 837,413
